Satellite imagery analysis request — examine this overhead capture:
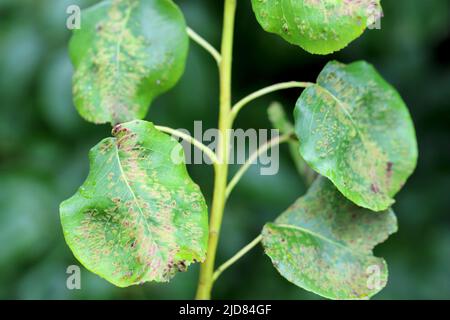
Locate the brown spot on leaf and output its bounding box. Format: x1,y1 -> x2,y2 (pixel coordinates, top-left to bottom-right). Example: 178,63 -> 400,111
386,161 -> 394,178
370,183 -> 380,194
176,260 -> 187,272
112,124 -> 122,136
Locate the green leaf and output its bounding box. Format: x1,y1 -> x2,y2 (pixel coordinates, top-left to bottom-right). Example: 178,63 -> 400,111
262,177 -> 397,300
294,61 -> 418,211
251,0 -> 382,54
60,120 -> 208,287
69,0 -> 189,124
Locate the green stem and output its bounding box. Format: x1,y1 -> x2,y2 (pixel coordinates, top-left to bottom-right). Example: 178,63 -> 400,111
187,27 -> 222,65
230,81 -> 313,123
195,0 -> 236,300
213,235 -> 262,283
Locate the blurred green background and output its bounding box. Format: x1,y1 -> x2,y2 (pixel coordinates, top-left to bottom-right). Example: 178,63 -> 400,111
1,0 -> 449,299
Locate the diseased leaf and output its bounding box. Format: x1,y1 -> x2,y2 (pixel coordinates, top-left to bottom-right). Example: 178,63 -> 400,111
70,0 -> 189,124
262,177 -> 397,300
251,0 -> 382,54
294,61 -> 418,211
60,120 -> 208,287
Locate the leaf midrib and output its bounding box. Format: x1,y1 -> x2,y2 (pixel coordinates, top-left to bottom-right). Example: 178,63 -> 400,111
107,2 -> 135,122
113,3 -> 134,81
271,223 -> 370,257
112,141 -> 165,264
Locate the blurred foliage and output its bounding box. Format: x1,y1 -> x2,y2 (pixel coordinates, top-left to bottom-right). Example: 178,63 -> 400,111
0,0 -> 449,299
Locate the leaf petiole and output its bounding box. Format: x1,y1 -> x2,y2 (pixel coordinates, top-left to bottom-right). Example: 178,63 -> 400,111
213,235 -> 263,283
187,27 -> 222,66
229,81 -> 313,122
156,125 -> 219,166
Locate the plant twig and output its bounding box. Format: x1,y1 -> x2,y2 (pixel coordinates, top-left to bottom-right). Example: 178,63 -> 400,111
195,0 -> 236,300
